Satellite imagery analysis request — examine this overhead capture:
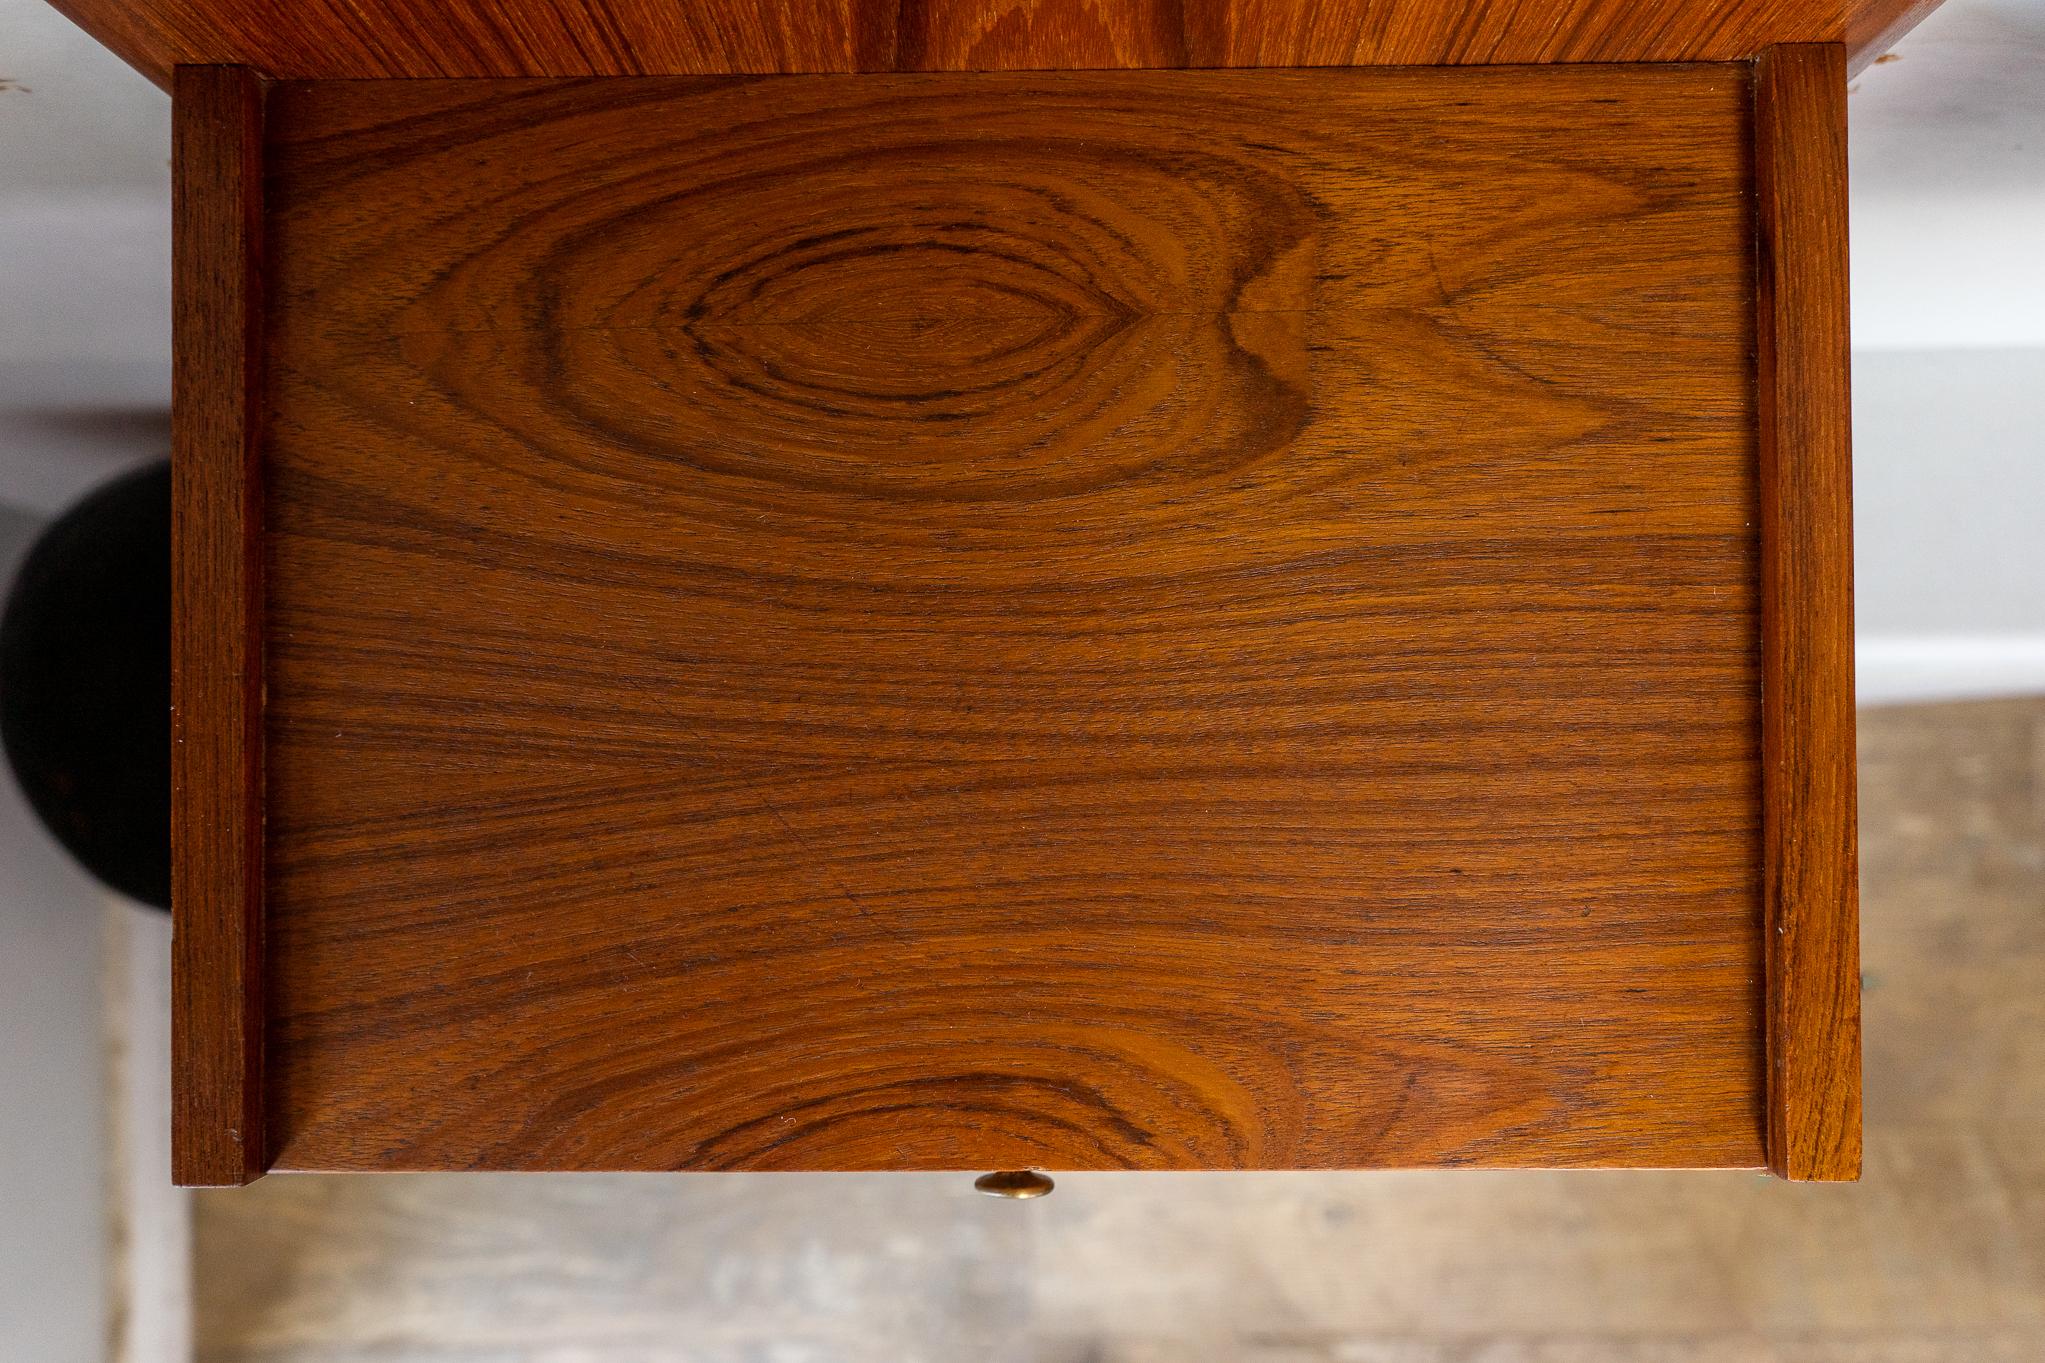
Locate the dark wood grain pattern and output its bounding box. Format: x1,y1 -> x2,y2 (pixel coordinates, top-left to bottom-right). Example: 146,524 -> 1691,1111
171,64 -> 266,1188
54,0 -> 1943,89
256,68 -> 1768,1173
1754,44 -> 1861,1183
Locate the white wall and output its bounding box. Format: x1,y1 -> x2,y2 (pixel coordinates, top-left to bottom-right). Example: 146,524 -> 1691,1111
0,4 -> 168,1352
1853,350 -> 2045,703
0,0 -> 170,520
1850,0 -> 2045,703
0,506 -> 110,1363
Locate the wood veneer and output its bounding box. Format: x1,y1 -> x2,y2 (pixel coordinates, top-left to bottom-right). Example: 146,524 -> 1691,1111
1754,44 -> 1861,1183
235,66 -> 1778,1175
49,0 -> 1938,87
170,64 -> 266,1188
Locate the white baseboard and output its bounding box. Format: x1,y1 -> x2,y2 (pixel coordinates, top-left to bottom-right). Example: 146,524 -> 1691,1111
1857,636 -> 2045,706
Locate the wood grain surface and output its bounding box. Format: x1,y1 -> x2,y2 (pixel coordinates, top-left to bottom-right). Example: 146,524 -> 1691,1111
1754,44 -> 1862,1182
51,0 -> 1938,88
256,67 -> 1769,1173
170,64 -> 267,1188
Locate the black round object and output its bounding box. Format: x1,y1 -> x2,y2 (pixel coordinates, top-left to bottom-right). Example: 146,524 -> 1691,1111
1,460 -> 171,909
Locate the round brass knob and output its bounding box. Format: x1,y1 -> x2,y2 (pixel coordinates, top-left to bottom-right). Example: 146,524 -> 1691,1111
974,1170 -> 1054,1199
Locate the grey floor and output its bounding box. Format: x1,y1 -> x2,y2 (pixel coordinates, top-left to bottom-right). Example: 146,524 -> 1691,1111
194,699 -> 2045,1363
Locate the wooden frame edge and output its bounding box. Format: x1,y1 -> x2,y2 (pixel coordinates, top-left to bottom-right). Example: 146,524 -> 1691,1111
171,63 -> 268,1188
1753,43 -> 1863,1182
1846,0 -> 1948,75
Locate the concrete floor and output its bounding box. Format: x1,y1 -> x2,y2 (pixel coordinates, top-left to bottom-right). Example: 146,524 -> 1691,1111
193,699 -> 2045,1363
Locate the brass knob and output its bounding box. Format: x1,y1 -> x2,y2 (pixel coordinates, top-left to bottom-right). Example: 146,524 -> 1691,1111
974,1170 -> 1054,1199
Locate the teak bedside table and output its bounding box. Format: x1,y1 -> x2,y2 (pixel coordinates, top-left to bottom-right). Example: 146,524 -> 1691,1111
59,0 -> 1911,1188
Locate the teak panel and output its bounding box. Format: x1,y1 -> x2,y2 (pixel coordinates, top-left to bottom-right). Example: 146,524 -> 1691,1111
170,64 -> 266,1188
52,0 -> 1936,87
1754,45 -> 1861,1181
254,67 -> 1770,1173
